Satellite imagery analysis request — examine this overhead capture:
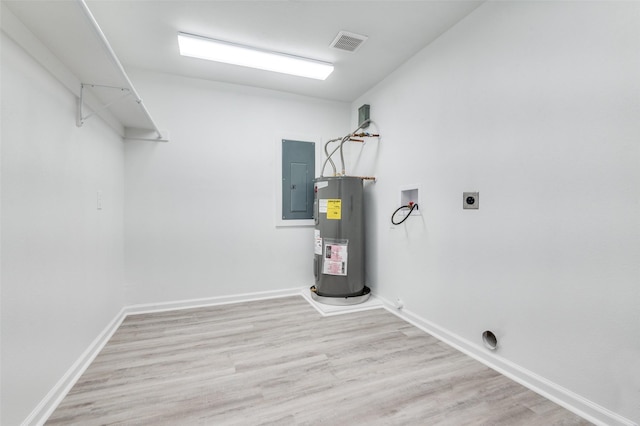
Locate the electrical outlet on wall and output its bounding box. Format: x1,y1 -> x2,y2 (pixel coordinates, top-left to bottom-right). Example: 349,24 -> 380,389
463,192 -> 479,209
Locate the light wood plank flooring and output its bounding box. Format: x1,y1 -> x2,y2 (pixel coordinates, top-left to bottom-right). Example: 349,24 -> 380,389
47,296 -> 591,425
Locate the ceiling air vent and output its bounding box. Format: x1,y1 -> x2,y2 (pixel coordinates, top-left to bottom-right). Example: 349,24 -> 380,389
330,31 -> 368,53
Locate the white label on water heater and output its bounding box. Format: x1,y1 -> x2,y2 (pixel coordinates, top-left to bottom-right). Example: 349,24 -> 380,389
323,240 -> 348,276
319,199 -> 328,213
316,181 -> 329,189
314,230 -> 322,255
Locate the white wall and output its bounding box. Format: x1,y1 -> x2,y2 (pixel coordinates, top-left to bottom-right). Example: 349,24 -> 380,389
350,1 -> 640,423
1,33 -> 126,425
123,70 -> 350,304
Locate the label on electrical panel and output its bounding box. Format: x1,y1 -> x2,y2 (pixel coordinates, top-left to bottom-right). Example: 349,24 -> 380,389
326,199 -> 342,220
323,240 -> 348,276
314,230 -> 322,255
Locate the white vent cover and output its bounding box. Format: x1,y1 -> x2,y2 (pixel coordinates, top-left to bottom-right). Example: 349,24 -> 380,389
330,31 -> 368,53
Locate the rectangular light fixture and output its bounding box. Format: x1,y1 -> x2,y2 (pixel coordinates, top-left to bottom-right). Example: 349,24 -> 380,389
177,32 -> 334,81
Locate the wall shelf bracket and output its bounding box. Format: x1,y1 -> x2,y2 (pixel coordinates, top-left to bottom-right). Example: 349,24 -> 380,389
76,83 -> 168,142
76,83 -> 132,127
124,127 -> 170,143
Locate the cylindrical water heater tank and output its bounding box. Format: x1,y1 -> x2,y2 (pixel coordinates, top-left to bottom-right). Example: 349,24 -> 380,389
312,176 -> 370,304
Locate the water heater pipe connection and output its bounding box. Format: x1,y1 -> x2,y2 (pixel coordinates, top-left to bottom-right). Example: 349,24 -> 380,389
320,120 -> 379,177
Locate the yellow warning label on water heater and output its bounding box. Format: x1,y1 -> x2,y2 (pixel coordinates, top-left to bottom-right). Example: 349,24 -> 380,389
326,199 -> 342,220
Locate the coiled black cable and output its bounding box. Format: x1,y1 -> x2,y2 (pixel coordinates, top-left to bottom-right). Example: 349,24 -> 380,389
391,203 -> 419,225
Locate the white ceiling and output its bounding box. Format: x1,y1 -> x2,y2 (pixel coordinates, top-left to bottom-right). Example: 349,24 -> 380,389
4,0 -> 483,103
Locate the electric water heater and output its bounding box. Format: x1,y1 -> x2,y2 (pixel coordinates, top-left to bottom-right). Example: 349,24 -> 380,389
312,176 -> 370,305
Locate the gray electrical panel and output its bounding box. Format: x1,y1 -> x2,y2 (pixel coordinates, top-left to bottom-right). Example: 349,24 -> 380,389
282,140 -> 315,220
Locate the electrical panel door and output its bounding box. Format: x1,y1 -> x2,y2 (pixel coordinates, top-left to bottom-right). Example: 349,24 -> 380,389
282,139 -> 315,220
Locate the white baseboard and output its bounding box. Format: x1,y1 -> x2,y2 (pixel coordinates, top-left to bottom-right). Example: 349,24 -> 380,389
375,294 -> 637,426
123,287 -> 303,316
22,307 -> 128,426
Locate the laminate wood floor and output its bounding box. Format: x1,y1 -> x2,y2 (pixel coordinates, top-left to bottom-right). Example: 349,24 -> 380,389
47,296 -> 591,425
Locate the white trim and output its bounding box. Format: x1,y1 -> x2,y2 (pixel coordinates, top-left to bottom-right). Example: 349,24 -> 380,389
22,308 -> 128,426
375,294 -> 637,426
123,287 -> 303,316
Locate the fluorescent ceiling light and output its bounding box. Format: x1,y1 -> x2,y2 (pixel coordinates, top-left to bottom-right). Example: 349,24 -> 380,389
178,32 -> 334,80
